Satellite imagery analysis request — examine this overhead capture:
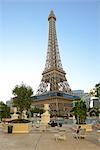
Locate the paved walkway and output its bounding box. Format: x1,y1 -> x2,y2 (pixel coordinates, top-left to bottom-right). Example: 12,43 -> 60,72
0,125 -> 100,150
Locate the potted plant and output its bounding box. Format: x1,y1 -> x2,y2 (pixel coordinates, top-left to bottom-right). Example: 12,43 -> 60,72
3,83 -> 34,133
72,100 -> 87,124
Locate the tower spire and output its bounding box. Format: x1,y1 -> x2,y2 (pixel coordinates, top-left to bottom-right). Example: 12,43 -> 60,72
36,11 -> 71,95
44,10 -> 63,73
48,10 -> 56,21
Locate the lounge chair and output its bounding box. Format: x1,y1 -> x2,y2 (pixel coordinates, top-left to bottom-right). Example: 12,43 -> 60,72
54,131 -> 66,141
73,128 -> 86,139
79,128 -> 86,139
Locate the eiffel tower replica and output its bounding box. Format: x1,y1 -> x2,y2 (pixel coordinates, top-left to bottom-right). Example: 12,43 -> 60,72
33,10 -> 79,116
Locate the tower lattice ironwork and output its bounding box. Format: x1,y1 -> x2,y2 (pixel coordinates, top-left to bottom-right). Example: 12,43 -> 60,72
37,10 -> 71,95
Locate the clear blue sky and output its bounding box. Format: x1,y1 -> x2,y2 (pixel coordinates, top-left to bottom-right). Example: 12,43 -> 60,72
0,0 -> 100,103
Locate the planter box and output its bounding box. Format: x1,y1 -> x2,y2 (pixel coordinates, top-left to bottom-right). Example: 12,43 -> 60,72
76,124 -> 92,132
2,122 -> 32,133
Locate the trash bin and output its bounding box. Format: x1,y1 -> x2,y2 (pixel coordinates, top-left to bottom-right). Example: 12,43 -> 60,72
8,125 -> 13,134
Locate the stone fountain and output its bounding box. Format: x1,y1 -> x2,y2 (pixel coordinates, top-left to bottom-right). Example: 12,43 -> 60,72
41,104 -> 50,125
22,110 -> 27,119
11,107 -> 19,120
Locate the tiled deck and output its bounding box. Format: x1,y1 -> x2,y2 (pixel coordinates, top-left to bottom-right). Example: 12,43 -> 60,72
0,125 -> 100,150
